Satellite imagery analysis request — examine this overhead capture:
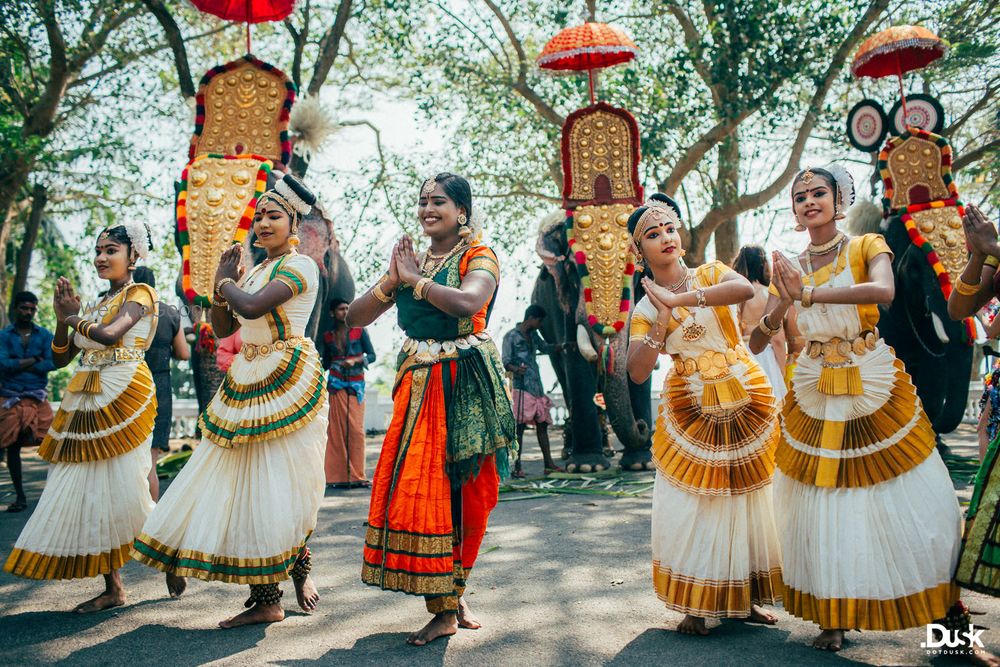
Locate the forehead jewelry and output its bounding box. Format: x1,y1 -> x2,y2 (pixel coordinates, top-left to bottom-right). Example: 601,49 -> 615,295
421,178 -> 436,198
800,168 -> 815,185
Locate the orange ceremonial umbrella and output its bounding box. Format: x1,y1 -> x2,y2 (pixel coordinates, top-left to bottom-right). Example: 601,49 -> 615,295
537,23 -> 638,104
852,25 -> 948,120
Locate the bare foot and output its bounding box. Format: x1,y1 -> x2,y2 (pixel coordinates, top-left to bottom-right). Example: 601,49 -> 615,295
458,596 -> 481,629
219,602 -> 284,629
294,575 -> 319,612
813,629 -> 845,651
677,615 -> 709,635
166,573 -> 187,598
73,590 -> 125,614
406,613 -> 458,646
744,604 -> 778,625
969,648 -> 1000,667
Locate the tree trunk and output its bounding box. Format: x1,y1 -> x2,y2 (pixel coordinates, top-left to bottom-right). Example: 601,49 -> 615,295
12,184 -> 46,300
712,131 -> 740,264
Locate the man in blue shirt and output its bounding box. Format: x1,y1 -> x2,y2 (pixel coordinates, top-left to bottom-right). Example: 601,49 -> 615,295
0,291 -> 55,512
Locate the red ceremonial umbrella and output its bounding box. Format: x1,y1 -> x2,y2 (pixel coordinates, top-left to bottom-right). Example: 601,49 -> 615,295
852,25 -> 948,121
190,0 -> 296,52
537,23 -> 638,104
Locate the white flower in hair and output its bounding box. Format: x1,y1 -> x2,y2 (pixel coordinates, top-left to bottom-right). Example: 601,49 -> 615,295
122,221 -> 151,260
274,176 -> 313,215
823,163 -> 856,211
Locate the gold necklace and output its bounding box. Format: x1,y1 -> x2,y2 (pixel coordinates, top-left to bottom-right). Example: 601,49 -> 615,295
804,238 -> 846,314
245,250 -> 295,285
100,280 -> 133,307
666,270 -> 705,342
808,231 -> 846,256
420,240 -> 467,277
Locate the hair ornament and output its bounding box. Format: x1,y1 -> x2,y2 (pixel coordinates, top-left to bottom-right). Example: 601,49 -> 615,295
823,163 -> 856,212
120,221 -> 151,260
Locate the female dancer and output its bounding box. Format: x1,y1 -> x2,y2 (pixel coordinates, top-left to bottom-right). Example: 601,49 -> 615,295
947,205 -> 1000,599
734,245 -> 788,401
750,165 -> 961,651
348,172 -> 516,646
4,223 -> 161,612
626,194 -> 782,635
132,172 -> 328,628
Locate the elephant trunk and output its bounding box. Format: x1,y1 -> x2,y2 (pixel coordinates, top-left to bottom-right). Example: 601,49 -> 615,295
601,332 -> 650,452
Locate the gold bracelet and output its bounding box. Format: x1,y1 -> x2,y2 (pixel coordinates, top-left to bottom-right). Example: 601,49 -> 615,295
51,340 -> 70,354
642,334 -> 665,351
695,288 -> 707,308
75,321 -> 95,340
758,314 -> 780,337
801,285 -> 814,308
955,276 -> 982,296
414,277 -> 433,301
372,281 -> 395,304
214,277 -> 237,300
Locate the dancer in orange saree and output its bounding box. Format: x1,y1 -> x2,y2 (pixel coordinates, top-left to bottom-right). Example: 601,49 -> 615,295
348,172 -> 516,646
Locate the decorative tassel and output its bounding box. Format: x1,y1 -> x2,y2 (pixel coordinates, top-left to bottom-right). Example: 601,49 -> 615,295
817,365 -> 863,396
701,375 -> 750,416
67,370 -> 102,394
195,314 -> 216,354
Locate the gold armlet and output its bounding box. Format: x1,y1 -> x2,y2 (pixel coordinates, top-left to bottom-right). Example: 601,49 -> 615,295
51,341 -> 70,354
372,281 -> 395,304
955,276 -> 982,296
801,286 -> 815,308
758,314 -> 780,337
414,278 -> 433,301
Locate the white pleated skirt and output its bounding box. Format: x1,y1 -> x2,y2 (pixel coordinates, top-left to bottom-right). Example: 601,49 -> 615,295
774,452 -> 961,630
5,441 -> 154,579
754,345 -> 786,403
651,473 -> 783,618
133,399 -> 328,584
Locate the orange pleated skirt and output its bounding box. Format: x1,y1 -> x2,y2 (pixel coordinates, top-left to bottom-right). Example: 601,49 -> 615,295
362,360 -> 498,598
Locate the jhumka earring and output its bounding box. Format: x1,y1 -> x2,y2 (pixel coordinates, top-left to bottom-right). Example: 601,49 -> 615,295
253,237 -> 265,248
457,213 -> 471,238
679,249 -> 687,257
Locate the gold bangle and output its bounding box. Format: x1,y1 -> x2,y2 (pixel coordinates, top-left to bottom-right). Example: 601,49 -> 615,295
414,277 -> 433,301
758,314 -> 780,337
76,321 -> 94,340
955,276 -> 982,296
801,285 -> 814,308
372,281 -> 394,304
51,341 -> 70,354
215,277 -> 237,299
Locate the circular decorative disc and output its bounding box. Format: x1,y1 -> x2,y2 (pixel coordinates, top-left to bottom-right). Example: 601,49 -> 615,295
846,99 -> 887,152
888,93 -> 945,135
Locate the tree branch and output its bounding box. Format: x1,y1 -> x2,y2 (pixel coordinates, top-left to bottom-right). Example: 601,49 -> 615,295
692,0 -> 890,234
482,0 -> 563,127
945,77 -> 999,138
665,3 -> 716,103
142,0 -> 196,98
24,0 -> 69,137
954,137 -> 1000,172
306,0 -> 353,96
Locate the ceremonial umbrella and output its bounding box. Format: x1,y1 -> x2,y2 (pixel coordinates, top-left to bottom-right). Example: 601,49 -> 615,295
537,23 -> 638,104
851,25 -> 948,120
190,0 -> 296,51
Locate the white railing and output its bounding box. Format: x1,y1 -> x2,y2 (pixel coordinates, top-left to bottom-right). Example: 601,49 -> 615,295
65,381 -> 983,439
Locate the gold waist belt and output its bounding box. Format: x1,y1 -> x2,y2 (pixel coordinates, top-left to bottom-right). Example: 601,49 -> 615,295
241,336 -> 307,362
401,332 -> 491,364
79,347 -> 146,367
671,346 -> 751,380
804,330 -> 878,397
804,330 -> 878,365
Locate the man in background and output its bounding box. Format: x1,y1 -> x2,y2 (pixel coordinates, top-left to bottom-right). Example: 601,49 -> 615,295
0,291 -> 55,512
502,304 -> 562,478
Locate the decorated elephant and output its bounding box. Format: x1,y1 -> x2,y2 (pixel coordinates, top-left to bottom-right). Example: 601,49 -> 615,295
532,213 -> 653,472
173,54 -> 354,413
850,127 -> 973,434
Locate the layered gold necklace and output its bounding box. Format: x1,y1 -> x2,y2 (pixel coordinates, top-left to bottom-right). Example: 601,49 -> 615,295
420,239 -> 467,277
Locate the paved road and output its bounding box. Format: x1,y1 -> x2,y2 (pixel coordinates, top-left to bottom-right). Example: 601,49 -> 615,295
0,426 -> 995,666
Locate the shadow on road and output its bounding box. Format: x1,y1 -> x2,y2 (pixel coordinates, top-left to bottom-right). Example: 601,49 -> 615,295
274,632 -> 445,666
60,624 -> 266,666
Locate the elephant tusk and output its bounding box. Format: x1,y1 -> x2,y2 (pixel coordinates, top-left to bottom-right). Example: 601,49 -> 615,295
931,312 -> 950,344
577,324 -> 599,362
